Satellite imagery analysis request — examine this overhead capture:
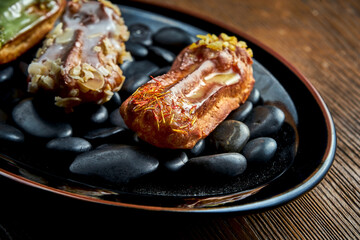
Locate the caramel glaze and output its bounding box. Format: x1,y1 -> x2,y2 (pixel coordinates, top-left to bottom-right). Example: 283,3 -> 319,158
28,0 -> 130,110
120,40 -> 255,149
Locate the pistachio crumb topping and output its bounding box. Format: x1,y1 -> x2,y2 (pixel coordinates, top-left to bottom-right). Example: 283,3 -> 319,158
189,33 -> 253,57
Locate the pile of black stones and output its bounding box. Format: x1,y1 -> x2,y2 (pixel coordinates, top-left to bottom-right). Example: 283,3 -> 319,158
0,25 -> 293,196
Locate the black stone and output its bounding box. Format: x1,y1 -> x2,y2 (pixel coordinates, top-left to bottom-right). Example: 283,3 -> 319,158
121,73 -> 151,97
242,137 -> 277,164
153,27 -> 197,52
162,151 -> 188,172
0,66 -> 13,83
120,60 -> 133,73
109,109 -> 128,128
0,123 -> 24,143
71,104 -> 109,125
18,62 -> 28,78
244,105 -> 285,139
227,101 -> 253,122
125,42 -> 148,59
46,137 -> 92,153
104,92 -> 121,110
128,24 -> 152,46
0,109 -> 7,123
0,87 -> 26,111
83,126 -> 126,141
90,105 -> 108,124
147,46 -> 176,66
121,60 -> 159,79
12,98 -> 72,139
186,153 -> 247,178
248,88 -> 261,105
186,139 -> 206,157
70,145 -> 159,183
209,120 -> 250,153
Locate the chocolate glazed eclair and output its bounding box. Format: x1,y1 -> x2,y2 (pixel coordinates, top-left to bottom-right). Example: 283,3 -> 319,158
27,0 -> 131,110
121,33 -> 255,149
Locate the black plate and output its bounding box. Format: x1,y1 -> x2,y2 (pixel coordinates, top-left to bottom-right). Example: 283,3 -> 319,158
0,1 -> 336,214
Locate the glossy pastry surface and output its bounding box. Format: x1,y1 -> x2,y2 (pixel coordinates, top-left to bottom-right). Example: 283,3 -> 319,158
27,0 -> 130,110
120,33 -> 255,149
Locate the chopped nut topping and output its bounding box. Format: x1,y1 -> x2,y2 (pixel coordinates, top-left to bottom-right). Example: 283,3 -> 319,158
102,37 -> 114,55
39,75 -> 55,90
27,0 -> 130,110
98,66 -> 110,76
56,28 -> 75,44
55,96 -> 81,108
48,23 -> 64,39
189,33 -> 253,57
93,46 -> 101,52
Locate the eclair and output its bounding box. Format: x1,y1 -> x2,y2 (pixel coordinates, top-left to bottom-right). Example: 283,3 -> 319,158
120,33 -> 255,149
27,0 -> 130,110
0,0 -> 66,64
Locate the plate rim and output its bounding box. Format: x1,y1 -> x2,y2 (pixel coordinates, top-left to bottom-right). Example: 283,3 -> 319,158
0,0 -> 336,214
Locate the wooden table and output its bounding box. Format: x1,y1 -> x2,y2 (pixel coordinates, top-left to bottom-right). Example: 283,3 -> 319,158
0,0 -> 359,239
131,0 -> 359,239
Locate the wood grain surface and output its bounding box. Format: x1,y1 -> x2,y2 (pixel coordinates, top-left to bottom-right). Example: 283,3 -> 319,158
132,0 -> 360,239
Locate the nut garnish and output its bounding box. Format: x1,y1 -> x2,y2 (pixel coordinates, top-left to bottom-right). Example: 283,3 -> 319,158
27,0 -> 130,110
189,33 -> 253,57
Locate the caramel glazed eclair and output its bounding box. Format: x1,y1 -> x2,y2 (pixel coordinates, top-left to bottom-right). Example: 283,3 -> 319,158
27,0 -> 130,110
121,33 -> 255,149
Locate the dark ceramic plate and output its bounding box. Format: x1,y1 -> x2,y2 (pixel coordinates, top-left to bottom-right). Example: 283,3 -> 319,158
0,1 -> 336,214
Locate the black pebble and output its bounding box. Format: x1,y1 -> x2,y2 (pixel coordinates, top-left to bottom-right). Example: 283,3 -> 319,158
227,101 -> 253,122
153,27 -> 197,52
109,109 -> 128,128
122,60 -> 159,79
186,153 -> 247,178
0,109 -> 7,123
125,42 -> 148,59
90,105 -> 108,124
104,92 -> 121,110
242,137 -> 277,164
209,120 -> 250,153
0,123 -> 24,143
18,62 -> 29,78
72,104 -> 109,125
120,60 -> 133,73
248,88 -> 261,105
128,24 -> 152,46
121,73 -> 151,97
83,126 -> 126,141
0,66 -> 14,83
162,151 -> 188,172
244,105 -> 285,139
46,137 -> 92,154
70,144 -> 159,184
147,46 -> 176,66
12,98 -> 72,139
186,139 -> 206,157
